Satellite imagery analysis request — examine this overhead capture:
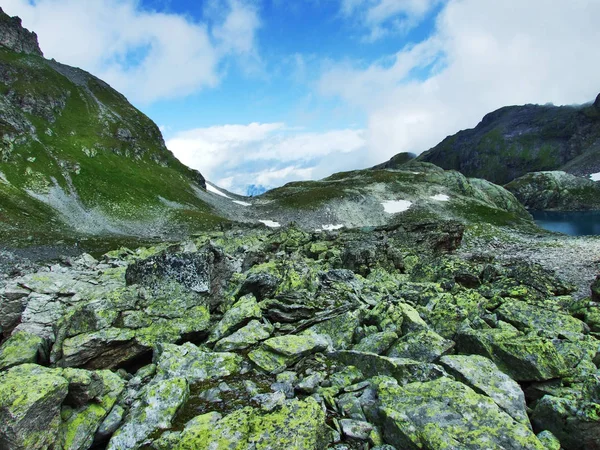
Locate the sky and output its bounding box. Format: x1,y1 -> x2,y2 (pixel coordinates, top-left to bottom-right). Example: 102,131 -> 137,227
4,0 -> 600,195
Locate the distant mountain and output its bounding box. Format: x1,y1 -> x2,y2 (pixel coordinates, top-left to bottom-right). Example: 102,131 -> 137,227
0,8 -> 225,244
413,95 -> 600,185
371,152 -> 416,170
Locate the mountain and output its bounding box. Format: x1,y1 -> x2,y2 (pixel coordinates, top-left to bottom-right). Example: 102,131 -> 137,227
413,95 -> 600,185
505,171 -> 600,211
0,7 -> 224,244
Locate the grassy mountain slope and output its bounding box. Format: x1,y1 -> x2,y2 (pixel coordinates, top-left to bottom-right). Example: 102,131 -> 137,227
414,96 -> 600,185
0,9 -> 226,243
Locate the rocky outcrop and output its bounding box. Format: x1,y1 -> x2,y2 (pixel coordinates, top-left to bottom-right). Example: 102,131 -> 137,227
416,95 -> 600,184
505,171 -> 600,210
0,8 -> 43,56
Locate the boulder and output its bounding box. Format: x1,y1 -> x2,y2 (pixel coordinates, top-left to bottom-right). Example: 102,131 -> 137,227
440,354 -> 529,425
0,331 -> 47,370
387,330 -> 454,362
354,331 -> 398,354
263,334 -> 329,358
0,364 -> 68,450
208,294 -> 262,343
592,275 -> 600,302
214,320 -> 273,352
153,342 -> 242,383
108,377 -> 189,450
371,376 -> 546,449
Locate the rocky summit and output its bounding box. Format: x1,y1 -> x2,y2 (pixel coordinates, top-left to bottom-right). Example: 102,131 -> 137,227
1,7 -> 600,450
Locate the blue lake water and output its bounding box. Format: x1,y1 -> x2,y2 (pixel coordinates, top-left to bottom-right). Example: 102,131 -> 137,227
531,210 -> 600,236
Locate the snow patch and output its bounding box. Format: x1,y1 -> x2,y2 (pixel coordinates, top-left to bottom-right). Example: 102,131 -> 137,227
430,194 -> 450,202
590,172 -> 600,182
207,183 -> 232,199
381,200 -> 412,214
232,200 -> 252,207
259,220 -> 281,228
317,224 -> 344,232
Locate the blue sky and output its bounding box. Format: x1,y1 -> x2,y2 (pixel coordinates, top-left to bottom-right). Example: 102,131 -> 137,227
4,0 -> 600,194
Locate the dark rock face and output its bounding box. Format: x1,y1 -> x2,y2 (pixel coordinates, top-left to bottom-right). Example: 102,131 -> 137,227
0,8 -> 43,56
371,152 -> 416,170
416,97 -> 600,184
592,275 -> 600,302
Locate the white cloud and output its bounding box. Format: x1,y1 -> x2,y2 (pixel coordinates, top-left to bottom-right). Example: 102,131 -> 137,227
2,0 -> 260,104
166,123 -> 367,194
322,0 -> 600,165
341,0 -> 442,40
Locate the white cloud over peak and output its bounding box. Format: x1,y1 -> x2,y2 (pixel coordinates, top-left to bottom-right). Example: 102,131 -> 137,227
2,0 -> 260,104
166,124 -> 367,194
322,0 -> 600,165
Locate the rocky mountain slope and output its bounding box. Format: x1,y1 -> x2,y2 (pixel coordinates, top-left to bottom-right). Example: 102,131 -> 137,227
413,95 -> 600,185
0,7 -> 225,244
1,223 -> 599,450
506,171 -> 600,211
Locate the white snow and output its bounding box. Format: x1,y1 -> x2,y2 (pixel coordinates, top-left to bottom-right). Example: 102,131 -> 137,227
318,224 -> 344,231
381,200 -> 413,214
259,220 -> 281,228
206,183 -> 232,199
430,194 -> 450,202
232,200 -> 252,207
590,172 -> 600,181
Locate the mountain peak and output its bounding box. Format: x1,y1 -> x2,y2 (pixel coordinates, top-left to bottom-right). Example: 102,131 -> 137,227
0,7 -> 43,56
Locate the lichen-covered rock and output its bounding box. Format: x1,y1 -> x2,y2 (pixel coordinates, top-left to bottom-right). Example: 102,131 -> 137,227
248,347 -> 292,373
419,290 -> 486,339
371,376 -> 546,450
531,392 -> 600,450
108,377 -> 189,450
387,330 -> 454,362
208,294 -> 262,343
440,354 -> 529,425
456,326 -> 568,381
263,334 -> 329,358
0,330 -> 47,370
154,342 -> 242,383
56,370 -> 125,450
354,331 -> 398,354
0,364 -> 68,450
330,351 -> 446,385
305,310 -> 361,350
496,300 -> 588,337
173,398 -> 328,449
214,319 -> 273,352
536,430 -> 561,450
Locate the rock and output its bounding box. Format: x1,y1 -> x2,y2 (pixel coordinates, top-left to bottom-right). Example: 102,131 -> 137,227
531,393 -> 600,450
330,351 -> 446,385
263,334 -> 329,358
173,398 -> 328,450
0,284 -> 29,330
0,8 -> 43,56
496,300 -> 588,337
536,430 -> 561,450
61,368 -> 105,407
440,354 -> 529,425
456,327 -> 568,381
154,342 -> 242,383
296,372 -> 325,394
354,331 -> 398,354
592,275 -> 600,302
214,319 -> 273,352
0,364 -> 68,450
238,271 -> 281,300
339,419 -> 373,441
0,330 -> 47,370
96,404 -> 125,442
56,370 -> 125,450
208,294 -> 262,343
108,377 -> 189,450
305,310 -> 361,350
248,347 -> 292,373
387,330 -> 454,362
370,376 -> 546,450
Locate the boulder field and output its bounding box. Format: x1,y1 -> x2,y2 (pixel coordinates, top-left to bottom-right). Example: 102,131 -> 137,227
1,223 -> 599,450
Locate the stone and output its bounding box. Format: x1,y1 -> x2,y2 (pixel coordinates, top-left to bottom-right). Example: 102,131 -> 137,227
339,419 -> 373,441
296,372 -> 325,394
208,294 -> 262,343
214,320 -> 273,352
96,404 -> 125,442
248,347 -> 291,373
0,364 -> 68,450
61,368 -> 105,407
536,430 -> 561,450
0,331 -> 47,370
154,342 -> 242,383
353,331 -> 398,354
387,330 -> 454,362
456,327 -> 568,381
305,310 -> 361,350
107,377 -> 189,450
440,354 -> 529,425
591,275 -> 600,302
330,351 -> 446,385
238,271 -> 281,300
371,376 -> 546,450
263,334 -> 329,358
